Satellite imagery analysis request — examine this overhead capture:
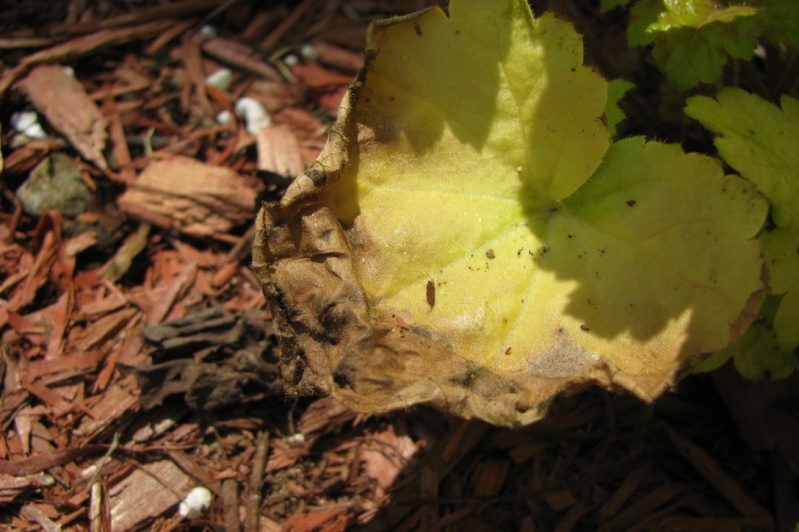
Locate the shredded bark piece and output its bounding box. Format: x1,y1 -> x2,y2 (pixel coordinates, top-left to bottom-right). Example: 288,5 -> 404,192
17,66 -> 108,170
201,37 -> 281,81
665,424 -> 774,527
118,156 -> 258,237
245,430 -> 270,531
256,125 -> 306,177
108,459 -> 195,530
0,446 -> 106,476
0,19 -> 177,96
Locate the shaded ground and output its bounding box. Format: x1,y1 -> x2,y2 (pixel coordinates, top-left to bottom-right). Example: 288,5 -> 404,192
0,1 -> 796,530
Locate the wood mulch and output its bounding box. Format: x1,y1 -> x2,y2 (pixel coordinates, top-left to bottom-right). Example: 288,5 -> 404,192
0,1 -> 796,530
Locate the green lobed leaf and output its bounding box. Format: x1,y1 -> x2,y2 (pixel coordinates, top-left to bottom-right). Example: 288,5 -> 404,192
628,0 -> 762,89
760,0 -> 799,48
695,295 -> 798,379
686,88 -> 799,378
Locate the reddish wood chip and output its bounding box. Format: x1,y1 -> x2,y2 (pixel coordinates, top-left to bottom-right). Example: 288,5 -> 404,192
360,425 -> 419,491
313,42 -> 364,73
108,459 -> 195,530
281,506 -> 351,532
0,473 -> 54,503
73,383 -> 138,440
17,65 -> 108,170
0,445 -> 106,476
118,156 -> 258,237
470,457 -> 510,497
202,37 -> 280,81
290,62 -> 354,90
256,125 -> 306,177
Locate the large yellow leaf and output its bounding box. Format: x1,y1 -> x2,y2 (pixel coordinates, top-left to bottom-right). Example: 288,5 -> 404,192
253,0 -> 766,426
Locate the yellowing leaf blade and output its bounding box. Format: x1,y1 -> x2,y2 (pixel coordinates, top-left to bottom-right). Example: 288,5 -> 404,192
254,0 -> 768,426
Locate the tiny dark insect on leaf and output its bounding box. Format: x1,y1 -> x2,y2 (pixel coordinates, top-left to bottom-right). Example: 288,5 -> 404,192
486,249 -> 495,259
580,324 -> 590,331
426,280 -> 435,308
414,23 -> 422,35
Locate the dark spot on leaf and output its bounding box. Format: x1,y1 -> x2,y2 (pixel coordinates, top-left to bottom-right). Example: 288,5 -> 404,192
580,324 -> 590,331
426,279 -> 435,308
306,167 -> 325,185
505,346 -> 512,355
333,371 -> 352,389
765,206 -> 776,231
626,199 -> 636,207
453,366 -> 482,388
486,249 -> 495,259
414,23 -> 422,35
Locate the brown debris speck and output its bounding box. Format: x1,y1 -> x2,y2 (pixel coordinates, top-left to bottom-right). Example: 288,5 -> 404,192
426,279 -> 435,309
